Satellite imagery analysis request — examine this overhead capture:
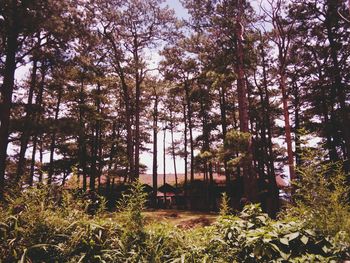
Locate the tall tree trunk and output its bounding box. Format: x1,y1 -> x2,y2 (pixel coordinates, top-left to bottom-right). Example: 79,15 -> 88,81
184,82 -> 194,183
0,3 -> 19,196
280,73 -> 295,180
78,79 -> 88,191
219,86 -> 229,184
260,44 -> 276,179
200,90 -> 212,209
29,64 -> 46,185
293,82 -> 301,167
235,0 -> 257,202
90,84 -> 102,192
152,91 -> 158,207
38,137 -> 44,183
107,121 -> 117,195
260,44 -> 279,217
163,125 -> 166,207
29,136 -> 38,186
325,3 -> 350,162
121,82 -> 134,182
105,34 -> 135,181
97,125 -> 103,191
48,87 -> 63,185
134,44 -> 141,181
16,56 -> 38,181
183,100 -> 188,204
90,126 -> 98,192
170,114 -> 178,188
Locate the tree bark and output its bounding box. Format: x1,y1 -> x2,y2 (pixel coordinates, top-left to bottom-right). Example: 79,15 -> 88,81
184,81 -> 194,183
183,100 -> 188,202
163,125 -> 167,207
325,2 -> 350,161
235,0 -> 257,202
219,86 -> 229,184
0,2 -> 19,196
16,56 -> 38,181
29,65 -> 46,185
78,79 -> 88,191
152,90 -> 159,207
170,112 -> 178,188
280,73 -> 295,180
48,87 -> 63,185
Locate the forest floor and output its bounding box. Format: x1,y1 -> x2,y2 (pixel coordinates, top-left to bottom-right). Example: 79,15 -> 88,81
105,209 -> 218,229
143,209 -> 218,229
144,209 -> 218,229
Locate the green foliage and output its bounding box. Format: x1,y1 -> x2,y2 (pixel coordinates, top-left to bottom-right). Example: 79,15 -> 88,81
285,148 -> 350,244
116,181 -> 147,253
219,192 -> 231,217
1,179 -> 349,262
0,185 -> 114,262
191,204 -> 348,262
220,129 -> 252,167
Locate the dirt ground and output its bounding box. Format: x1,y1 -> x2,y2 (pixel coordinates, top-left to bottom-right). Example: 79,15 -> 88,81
143,209 -> 218,229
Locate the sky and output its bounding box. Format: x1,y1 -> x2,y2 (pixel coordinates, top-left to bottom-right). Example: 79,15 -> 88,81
11,0 -> 281,178
165,0 -> 189,19
141,0 -> 188,175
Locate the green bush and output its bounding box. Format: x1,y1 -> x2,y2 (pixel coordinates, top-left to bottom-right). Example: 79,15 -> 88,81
286,149 -> 350,242
0,174 -> 349,262
185,205 -> 348,262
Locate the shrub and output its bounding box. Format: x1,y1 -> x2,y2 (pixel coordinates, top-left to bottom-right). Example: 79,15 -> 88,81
1,173 -> 349,262
200,204 -> 348,262
286,148 -> 350,243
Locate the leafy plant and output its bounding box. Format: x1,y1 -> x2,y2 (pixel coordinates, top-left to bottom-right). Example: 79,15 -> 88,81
286,148 -> 350,242
219,192 -> 231,217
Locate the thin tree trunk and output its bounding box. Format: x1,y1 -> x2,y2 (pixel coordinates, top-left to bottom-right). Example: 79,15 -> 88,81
184,82 -> 194,183
260,44 -> 276,179
260,44 -> 279,216
90,125 -> 98,191
280,73 -> 295,180
325,5 -> 350,161
183,101 -> 188,205
38,137 -> 43,183
16,56 -> 38,181
163,125 -> 166,208
97,126 -> 103,191
29,64 -> 46,185
29,136 -> 37,186
152,91 -> 159,207
170,116 -> 178,188
90,84 -> 102,192
134,43 -> 141,181
48,87 -> 63,185
107,121 -> 117,195
78,79 -> 88,191
219,86 -> 229,184
0,3 -> 19,196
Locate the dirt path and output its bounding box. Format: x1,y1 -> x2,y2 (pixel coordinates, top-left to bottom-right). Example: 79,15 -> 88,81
143,209 -> 218,229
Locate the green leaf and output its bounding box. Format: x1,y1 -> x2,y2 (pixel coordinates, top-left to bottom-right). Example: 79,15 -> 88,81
300,235 -> 309,245
304,229 -> 316,237
280,238 -> 289,245
285,232 -> 299,241
322,245 -> 329,253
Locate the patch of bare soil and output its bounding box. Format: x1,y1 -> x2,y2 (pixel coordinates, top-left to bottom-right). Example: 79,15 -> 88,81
143,209 -> 217,229
176,216 -> 213,229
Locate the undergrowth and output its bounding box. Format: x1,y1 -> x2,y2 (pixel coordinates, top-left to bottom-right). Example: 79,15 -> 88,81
0,159 -> 350,263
